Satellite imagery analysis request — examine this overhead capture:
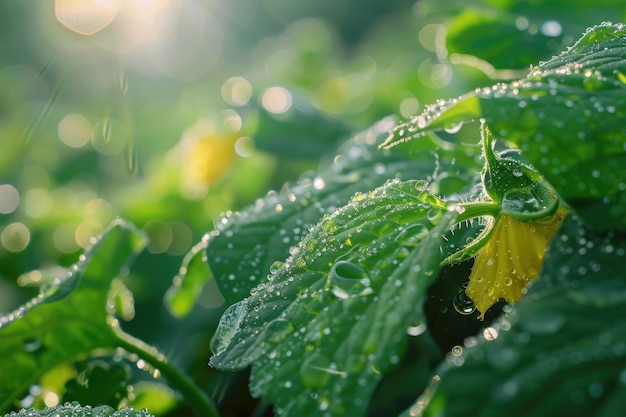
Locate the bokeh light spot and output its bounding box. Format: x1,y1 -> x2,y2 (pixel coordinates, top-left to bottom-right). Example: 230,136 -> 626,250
166,221 -> 193,256
55,0 -> 120,35
418,60 -> 452,89
0,184 -> 20,214
58,114 -> 92,148
541,20 -> 562,37
221,76 -> 252,106
1,223 -> 30,252
234,136 -> 255,158
400,97 -> 420,118
143,220 -> 173,254
53,223 -> 80,254
75,220 -> 104,249
43,391 -> 60,407
83,198 -> 113,224
24,188 -> 54,219
315,76 -> 349,114
216,109 -> 242,133
261,86 -> 292,114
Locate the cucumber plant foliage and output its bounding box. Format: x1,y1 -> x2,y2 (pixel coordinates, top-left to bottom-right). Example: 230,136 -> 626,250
1,22 -> 625,417
205,22 -> 626,417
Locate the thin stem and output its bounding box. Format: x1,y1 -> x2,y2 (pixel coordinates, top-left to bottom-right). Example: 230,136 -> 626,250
441,200 -> 500,266
454,200 -> 500,223
114,328 -> 220,417
480,120 -> 498,170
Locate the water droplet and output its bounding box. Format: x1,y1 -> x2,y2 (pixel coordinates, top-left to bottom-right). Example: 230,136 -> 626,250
210,300 -> 248,356
328,261 -> 373,299
415,180 -> 429,191
395,223 -> 429,247
313,176 -> 326,190
502,188 -> 545,214
23,337 -> 43,353
427,208 -> 442,223
453,290 -> 476,315
443,122 -> 463,134
269,260 -> 283,275
483,327 -> 498,341
407,323 -> 427,336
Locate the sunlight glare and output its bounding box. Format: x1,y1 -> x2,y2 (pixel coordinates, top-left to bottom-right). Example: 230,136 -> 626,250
55,0 -> 120,35
261,86 -> 292,114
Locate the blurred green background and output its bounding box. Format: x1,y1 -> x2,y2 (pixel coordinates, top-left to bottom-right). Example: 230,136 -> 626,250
0,0 -> 624,415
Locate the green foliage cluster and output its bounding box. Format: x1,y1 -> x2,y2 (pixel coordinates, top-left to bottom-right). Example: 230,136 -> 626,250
6,402 -> 153,417
1,1 -> 625,417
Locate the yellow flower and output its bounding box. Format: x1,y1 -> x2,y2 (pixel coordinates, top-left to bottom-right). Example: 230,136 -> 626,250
466,206 -> 567,319
187,134 -> 237,186
176,120 -> 238,199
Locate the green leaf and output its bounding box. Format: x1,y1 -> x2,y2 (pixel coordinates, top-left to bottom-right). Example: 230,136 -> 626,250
128,382 -> 177,415
205,119 -> 482,306
0,220 -> 147,412
446,9 -> 560,69
383,22 -> 626,230
210,177 -> 458,416
63,360 -> 131,408
410,214 -> 626,417
250,89 -> 353,159
3,403 -> 154,417
164,239 -> 213,318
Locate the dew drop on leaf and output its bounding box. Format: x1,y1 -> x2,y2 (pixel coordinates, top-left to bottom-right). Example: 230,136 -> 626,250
269,260 -> 283,275
210,300 -> 248,356
395,223 -> 429,247
415,180 -> 429,192
328,261 -> 373,299
453,289 -> 476,315
443,122 -> 464,134
22,337 -> 43,353
427,208 -> 443,223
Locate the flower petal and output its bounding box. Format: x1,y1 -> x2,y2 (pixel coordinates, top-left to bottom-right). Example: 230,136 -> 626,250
466,207 -> 567,318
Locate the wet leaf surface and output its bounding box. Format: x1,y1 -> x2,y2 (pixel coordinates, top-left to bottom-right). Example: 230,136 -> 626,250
4,402 -> 154,417
209,178 -> 458,416
384,22 -> 626,229
0,221 -> 147,412
205,119 -> 482,306
411,214 -> 626,417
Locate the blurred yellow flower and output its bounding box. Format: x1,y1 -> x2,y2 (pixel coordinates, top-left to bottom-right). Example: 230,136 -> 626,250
186,134 -> 237,186
466,206 -> 567,319
176,119 -> 238,199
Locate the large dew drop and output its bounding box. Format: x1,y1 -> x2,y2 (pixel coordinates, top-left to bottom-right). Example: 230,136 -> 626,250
328,261 -> 373,299
395,223 -> 429,247
210,299 -> 248,356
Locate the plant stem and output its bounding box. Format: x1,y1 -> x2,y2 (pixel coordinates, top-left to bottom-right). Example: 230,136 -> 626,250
480,120 -> 498,170
114,329 -> 220,417
454,201 -> 500,223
